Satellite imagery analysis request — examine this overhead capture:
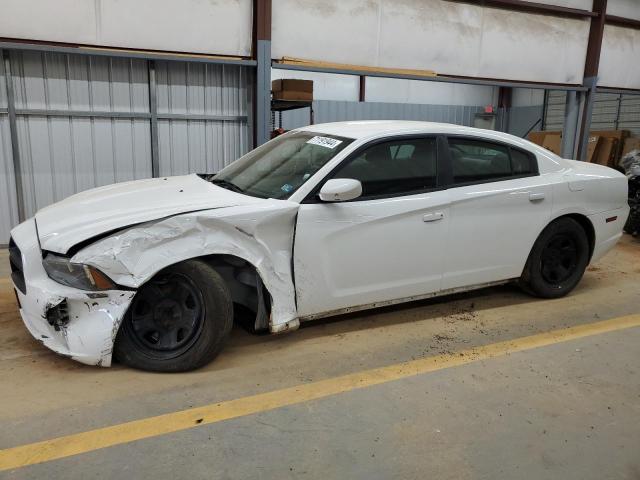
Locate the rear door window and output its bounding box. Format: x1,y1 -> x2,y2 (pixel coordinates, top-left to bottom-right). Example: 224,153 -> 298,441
447,138 -> 537,185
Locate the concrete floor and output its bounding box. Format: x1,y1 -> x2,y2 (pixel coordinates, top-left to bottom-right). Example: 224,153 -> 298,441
0,236 -> 639,479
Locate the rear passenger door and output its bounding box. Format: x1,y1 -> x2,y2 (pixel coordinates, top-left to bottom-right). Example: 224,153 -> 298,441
441,136 -> 553,290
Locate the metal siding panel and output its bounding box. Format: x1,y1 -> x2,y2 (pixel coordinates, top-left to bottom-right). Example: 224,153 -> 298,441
88,56 -> 113,112
67,54 -> 91,110
619,94 -> 640,136
8,52 -> 153,222
544,90 -> 567,131
157,62 -> 251,175
590,92 -> 619,131
16,116 -> 52,216
0,52 -> 18,241
0,50 -> 7,108
0,115 -> 19,242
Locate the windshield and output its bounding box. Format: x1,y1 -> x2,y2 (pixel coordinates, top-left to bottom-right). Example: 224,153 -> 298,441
212,131 -> 354,199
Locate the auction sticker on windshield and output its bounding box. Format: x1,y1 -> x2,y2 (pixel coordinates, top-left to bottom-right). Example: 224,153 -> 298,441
306,136 -> 343,149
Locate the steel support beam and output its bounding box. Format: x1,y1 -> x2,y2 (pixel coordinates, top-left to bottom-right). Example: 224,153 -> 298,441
9,108 -> 247,122
148,61 -> 160,178
561,90 -> 580,159
445,0 -> 598,19
255,40 -> 271,146
359,76 -> 366,102
3,50 -> 26,223
605,14 -> 640,30
577,77 -> 598,161
0,41 -> 256,67
576,0 -> 607,161
272,62 -> 587,92
497,86 -> 512,133
253,0 -> 272,146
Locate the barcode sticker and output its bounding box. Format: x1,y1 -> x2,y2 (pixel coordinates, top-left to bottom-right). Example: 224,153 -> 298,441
306,136 -> 342,149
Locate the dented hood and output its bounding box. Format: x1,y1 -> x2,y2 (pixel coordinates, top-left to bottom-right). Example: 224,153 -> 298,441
36,174 -> 264,254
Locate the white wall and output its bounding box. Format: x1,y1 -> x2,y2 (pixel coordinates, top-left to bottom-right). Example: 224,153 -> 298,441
365,78 -> 495,106
511,89 -> 545,107
272,0 -> 591,85
607,0 -> 640,21
0,0 -> 253,57
599,25 -> 640,89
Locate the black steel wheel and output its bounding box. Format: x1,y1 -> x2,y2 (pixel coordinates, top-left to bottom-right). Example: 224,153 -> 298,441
115,259 -> 233,372
128,273 -> 205,359
540,234 -> 579,285
520,218 -> 590,298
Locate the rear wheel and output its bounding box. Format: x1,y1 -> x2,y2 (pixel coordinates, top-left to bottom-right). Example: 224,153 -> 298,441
115,260 -> 233,372
520,218 -> 590,298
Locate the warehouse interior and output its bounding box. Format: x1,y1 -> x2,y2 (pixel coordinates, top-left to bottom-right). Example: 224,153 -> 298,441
1,0 -> 639,478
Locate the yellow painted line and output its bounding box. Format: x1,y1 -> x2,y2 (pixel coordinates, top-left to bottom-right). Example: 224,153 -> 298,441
1,314 -> 639,472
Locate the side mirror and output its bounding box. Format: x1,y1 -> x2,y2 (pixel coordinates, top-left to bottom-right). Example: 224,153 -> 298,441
319,178 -> 363,202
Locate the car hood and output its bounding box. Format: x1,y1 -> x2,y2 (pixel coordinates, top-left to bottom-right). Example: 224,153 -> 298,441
36,174 -> 264,254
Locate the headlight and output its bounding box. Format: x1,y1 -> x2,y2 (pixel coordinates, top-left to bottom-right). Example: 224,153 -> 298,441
42,253 -> 116,291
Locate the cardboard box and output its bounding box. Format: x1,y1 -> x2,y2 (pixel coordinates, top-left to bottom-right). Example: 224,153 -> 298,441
542,134 -> 562,155
272,79 -> 313,101
622,137 -> 640,157
586,136 -> 600,163
528,130 -> 629,164
590,130 -> 629,161
527,131 -> 547,147
592,137 -> 616,166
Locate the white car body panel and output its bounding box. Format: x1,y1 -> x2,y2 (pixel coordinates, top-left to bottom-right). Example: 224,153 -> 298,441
441,174 -> 555,290
8,121 -> 629,366
294,190 -> 450,318
36,174 -> 261,254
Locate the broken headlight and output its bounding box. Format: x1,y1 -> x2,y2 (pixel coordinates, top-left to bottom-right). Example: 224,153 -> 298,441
42,253 -> 116,291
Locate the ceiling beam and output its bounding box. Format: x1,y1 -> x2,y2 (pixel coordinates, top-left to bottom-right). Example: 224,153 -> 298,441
605,14 -> 640,30
445,0 -> 597,19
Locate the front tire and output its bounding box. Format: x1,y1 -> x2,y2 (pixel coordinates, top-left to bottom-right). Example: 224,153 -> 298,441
520,218 -> 590,299
115,260 -> 233,372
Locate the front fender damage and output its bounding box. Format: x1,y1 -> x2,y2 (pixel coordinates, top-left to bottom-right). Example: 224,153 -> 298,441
72,202 -> 301,332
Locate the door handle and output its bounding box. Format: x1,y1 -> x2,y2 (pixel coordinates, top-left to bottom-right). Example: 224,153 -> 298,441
529,192 -> 545,202
423,212 -> 444,222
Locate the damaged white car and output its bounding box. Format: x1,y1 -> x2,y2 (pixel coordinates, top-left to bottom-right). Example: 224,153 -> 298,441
9,121 -> 629,371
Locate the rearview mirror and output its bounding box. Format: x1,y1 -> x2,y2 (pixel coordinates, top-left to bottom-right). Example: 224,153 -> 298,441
319,179 -> 362,202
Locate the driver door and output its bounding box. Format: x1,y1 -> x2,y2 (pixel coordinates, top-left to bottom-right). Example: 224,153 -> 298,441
293,136 -> 450,318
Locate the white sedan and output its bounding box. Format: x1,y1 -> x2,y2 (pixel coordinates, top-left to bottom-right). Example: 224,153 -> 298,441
9,121 -> 629,371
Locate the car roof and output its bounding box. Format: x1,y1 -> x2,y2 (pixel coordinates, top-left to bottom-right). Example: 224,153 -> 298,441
297,120 -> 511,140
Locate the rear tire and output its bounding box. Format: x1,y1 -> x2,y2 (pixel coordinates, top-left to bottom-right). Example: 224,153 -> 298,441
115,259 -> 233,372
520,218 -> 590,299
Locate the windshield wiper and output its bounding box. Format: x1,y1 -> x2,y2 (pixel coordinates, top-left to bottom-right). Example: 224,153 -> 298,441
211,178 -> 244,194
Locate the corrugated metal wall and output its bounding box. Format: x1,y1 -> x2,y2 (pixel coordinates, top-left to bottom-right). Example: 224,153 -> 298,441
277,100 -> 485,131
618,94 -> 640,135
0,50 -> 252,239
543,90 -> 567,131
10,51 -> 152,217
0,52 -> 20,244
544,90 -> 640,136
156,61 -> 252,176
590,93 -> 620,131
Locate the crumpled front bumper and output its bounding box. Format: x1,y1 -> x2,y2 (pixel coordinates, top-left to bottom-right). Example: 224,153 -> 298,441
10,219 -> 135,367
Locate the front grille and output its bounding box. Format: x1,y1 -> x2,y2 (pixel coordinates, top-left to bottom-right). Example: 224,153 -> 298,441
9,237 -> 26,294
